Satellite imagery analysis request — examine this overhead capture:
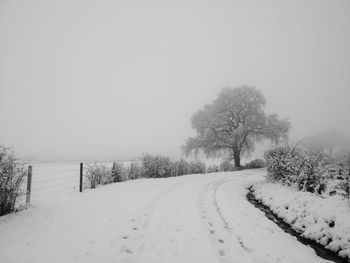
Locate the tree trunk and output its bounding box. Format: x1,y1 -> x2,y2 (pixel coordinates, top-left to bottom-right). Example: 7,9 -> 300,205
233,149 -> 241,167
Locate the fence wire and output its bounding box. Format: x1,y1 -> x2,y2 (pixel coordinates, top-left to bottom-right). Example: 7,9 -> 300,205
17,162 -> 114,204
21,163 -> 83,202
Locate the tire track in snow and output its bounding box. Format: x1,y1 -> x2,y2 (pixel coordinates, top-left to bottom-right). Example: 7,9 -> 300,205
118,176 -> 224,263
198,178 -> 256,263
118,179 -> 195,262
119,187 -> 175,257
198,175 -> 329,263
213,181 -> 254,253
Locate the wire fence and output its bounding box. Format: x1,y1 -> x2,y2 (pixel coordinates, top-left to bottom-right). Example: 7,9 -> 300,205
16,159 -> 208,207
16,163 -> 83,206
17,162 -> 117,205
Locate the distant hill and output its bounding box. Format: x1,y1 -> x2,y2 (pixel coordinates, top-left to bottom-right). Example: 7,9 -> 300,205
301,129 -> 350,157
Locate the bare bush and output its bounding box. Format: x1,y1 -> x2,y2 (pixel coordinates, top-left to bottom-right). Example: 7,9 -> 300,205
172,159 -> 189,176
219,159 -> 236,172
207,164 -> 219,173
0,146 -> 26,216
111,162 -> 124,182
344,154 -> 350,203
187,160 -> 206,174
140,154 -> 171,178
125,161 -> 143,180
244,159 -> 266,169
85,163 -> 111,189
139,154 -> 206,178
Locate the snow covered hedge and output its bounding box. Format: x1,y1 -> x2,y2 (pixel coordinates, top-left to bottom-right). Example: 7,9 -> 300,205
85,160 -> 143,188
139,154 -> 206,178
140,154 -> 173,178
84,155 -> 207,189
85,163 -> 112,188
257,145 -> 350,259
0,146 -> 26,216
253,182 -> 350,259
264,144 -> 350,197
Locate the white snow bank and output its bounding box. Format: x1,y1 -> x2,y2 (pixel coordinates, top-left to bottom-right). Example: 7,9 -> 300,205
253,182 -> 350,259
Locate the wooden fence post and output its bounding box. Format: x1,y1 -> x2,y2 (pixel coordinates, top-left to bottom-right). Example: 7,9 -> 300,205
26,166 -> 32,206
80,163 -> 83,192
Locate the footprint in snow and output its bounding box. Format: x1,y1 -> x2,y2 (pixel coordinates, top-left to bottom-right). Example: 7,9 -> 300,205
238,239 -> 254,253
124,247 -> 133,254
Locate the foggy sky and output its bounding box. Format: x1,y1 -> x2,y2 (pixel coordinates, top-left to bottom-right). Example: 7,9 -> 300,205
1,0 -> 350,162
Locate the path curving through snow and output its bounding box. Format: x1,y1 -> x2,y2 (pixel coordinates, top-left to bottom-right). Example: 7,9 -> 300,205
0,169 -> 331,263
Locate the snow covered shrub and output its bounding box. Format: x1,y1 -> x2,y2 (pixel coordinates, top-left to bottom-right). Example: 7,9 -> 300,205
264,144 -> 305,186
85,163 -> 111,188
111,162 -> 124,182
0,146 -> 26,216
265,144 -> 349,196
140,154 -> 172,178
333,155 -> 350,202
173,159 -> 189,176
244,159 -> 266,169
219,159 -> 235,172
187,160 -> 206,174
346,156 -> 350,202
207,164 -> 219,173
296,153 -> 324,193
126,161 -> 143,180
317,163 -> 344,195
139,155 -> 206,177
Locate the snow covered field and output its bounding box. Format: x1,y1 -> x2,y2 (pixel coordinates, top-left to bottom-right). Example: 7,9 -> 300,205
0,168 -> 333,263
253,182 -> 350,260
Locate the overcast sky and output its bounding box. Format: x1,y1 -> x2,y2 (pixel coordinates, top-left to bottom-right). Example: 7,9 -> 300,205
1,0 -> 350,162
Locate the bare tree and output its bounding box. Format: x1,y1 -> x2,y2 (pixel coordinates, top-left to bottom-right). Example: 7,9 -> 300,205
183,86 -> 290,167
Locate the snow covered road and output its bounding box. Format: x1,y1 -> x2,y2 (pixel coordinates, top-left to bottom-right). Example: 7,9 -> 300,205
0,169 -> 331,263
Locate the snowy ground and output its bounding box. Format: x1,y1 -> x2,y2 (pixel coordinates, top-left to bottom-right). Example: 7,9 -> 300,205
253,182 -> 350,260
0,168 -> 332,263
